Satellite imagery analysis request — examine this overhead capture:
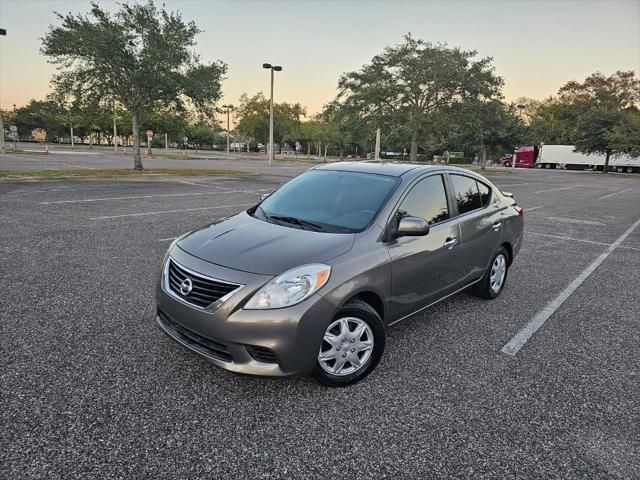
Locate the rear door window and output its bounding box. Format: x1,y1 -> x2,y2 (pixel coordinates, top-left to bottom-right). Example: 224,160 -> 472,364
397,175 -> 449,225
478,181 -> 491,207
450,175 -> 483,214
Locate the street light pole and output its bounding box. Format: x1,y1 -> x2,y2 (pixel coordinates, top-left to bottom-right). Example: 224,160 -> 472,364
262,63 -> 282,166
269,68 -> 274,165
0,28 -> 5,154
222,104 -> 233,156
514,103 -> 526,170
113,102 -> 117,153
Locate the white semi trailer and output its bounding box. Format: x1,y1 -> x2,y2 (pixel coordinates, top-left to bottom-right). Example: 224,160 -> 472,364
536,145 -> 640,173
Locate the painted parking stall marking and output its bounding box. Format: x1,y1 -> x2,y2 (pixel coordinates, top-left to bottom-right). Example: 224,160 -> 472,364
533,184 -> 584,194
89,203 -> 254,220
599,188 -> 633,200
502,217 -> 640,356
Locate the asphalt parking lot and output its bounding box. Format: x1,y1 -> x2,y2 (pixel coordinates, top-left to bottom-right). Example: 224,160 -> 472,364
1,163 -> 639,479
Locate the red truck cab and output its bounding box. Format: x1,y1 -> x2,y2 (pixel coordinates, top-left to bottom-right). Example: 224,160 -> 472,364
501,146 -> 540,168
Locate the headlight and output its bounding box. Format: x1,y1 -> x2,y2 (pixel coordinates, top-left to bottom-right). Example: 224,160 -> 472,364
244,264 -> 331,310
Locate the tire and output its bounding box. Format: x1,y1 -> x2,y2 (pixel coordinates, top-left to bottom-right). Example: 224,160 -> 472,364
312,299 -> 385,387
472,247 -> 509,300
535,163 -> 542,169
544,163 -> 550,169
504,161 -> 511,168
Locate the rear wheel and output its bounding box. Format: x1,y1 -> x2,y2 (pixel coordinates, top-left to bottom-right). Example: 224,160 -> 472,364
503,161 -> 511,168
472,247 -> 509,300
313,299 -> 385,387
544,163 -> 550,169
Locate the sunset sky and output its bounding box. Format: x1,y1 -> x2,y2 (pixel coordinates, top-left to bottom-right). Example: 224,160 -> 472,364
0,0 -> 638,117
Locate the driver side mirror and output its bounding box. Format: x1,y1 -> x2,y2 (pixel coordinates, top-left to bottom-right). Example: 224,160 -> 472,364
396,216 -> 430,237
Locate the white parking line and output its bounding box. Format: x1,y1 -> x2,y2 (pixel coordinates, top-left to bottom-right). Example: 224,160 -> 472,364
599,188 -> 632,200
90,203 -> 254,220
526,206 -> 544,211
502,217 -> 640,356
158,237 -> 177,242
527,231 -> 610,246
175,180 -> 231,189
545,216 -> 605,226
40,189 -> 263,205
533,184 -> 584,194
527,231 -> 640,251
498,183 -> 528,187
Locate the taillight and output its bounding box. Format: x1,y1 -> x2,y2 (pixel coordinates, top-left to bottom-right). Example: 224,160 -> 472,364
514,206 -> 524,215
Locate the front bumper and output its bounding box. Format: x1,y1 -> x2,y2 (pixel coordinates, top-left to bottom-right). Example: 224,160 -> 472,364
155,247 -> 336,377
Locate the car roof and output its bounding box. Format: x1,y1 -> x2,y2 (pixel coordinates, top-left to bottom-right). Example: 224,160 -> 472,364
313,161 -> 474,178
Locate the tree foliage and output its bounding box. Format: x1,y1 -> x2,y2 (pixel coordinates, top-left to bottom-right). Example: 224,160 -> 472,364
235,92 -> 305,149
14,100 -> 65,141
41,0 -> 226,169
556,71 -> 640,172
337,35 -> 503,161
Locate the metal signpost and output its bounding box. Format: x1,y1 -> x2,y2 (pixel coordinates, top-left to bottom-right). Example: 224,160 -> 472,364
146,129 -> 153,155
10,125 -> 17,150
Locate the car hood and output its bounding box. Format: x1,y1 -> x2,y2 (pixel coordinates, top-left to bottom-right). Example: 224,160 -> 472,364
176,211 -> 356,275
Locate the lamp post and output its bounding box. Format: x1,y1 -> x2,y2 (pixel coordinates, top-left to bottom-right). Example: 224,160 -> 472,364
222,104 -> 234,155
0,28 -> 5,154
514,103 -> 526,170
262,63 -> 282,166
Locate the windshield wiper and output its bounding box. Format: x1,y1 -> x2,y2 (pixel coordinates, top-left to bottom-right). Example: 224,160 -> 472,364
269,215 -> 324,231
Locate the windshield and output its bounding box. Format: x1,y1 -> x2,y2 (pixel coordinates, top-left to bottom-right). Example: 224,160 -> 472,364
252,170 -> 399,233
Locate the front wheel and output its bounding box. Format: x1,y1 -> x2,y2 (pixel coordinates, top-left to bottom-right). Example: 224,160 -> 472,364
472,247 -> 509,299
312,299 -> 385,387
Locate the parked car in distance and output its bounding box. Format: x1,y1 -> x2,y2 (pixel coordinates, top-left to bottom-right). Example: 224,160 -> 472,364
156,163 -> 524,386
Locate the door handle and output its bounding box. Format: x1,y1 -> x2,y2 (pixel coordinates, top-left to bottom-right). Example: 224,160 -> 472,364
443,238 -> 458,249
492,222 -> 502,231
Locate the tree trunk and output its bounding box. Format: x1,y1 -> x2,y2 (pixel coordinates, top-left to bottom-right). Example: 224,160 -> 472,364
603,149 -> 610,174
410,135 -> 418,162
132,112 -> 143,170
480,144 -> 487,170
324,144 -> 328,163
339,148 -> 344,161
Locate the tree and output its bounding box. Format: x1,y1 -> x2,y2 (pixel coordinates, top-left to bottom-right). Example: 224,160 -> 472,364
449,100 -> 523,169
557,71 -> 640,173
337,35 -> 503,161
235,92 -> 305,151
14,100 -> 65,142
41,1 -> 226,169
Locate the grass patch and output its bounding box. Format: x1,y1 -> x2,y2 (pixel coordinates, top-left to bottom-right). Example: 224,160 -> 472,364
0,168 -> 251,179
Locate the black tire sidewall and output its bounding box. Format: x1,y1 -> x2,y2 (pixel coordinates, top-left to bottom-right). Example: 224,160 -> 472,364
312,300 -> 385,387
476,247 -> 509,299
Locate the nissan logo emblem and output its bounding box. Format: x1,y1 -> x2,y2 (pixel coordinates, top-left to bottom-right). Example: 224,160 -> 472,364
179,277 -> 193,295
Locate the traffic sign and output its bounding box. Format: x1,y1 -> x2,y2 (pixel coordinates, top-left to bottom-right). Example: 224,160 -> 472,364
183,136 -> 188,142
9,125 -> 17,132
146,129 -> 153,137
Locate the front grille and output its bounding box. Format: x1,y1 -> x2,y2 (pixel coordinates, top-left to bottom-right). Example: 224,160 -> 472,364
167,259 -> 239,309
245,345 -> 278,364
157,309 -> 232,362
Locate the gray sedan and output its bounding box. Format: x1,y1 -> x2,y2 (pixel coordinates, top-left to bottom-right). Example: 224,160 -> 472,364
156,162 -> 524,386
